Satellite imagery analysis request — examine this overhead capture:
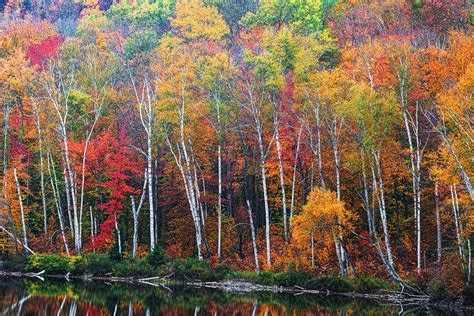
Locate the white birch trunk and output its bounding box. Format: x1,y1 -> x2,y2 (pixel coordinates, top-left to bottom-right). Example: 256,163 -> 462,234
274,119 -> 288,242
89,206 -> 94,245
13,168 -> 28,249
257,127 -> 271,267
435,181 -> 441,264
403,109 -> 422,273
246,200 -> 260,273
131,197 -> 139,258
62,166 -> 74,239
146,133 -> 155,251
47,151 -> 69,255
131,171 -> 147,258
216,101 -> 223,259
315,104 -> 326,191
114,212 -> 122,255
47,77 -> 81,253
217,141 -> 222,259
425,110 -> 474,201
361,156 -> 375,238
373,151 -> 394,267
289,126 -> 302,229
450,184 -> 464,260
165,76 -> 204,259
32,103 -> 48,235
130,73 -> 156,252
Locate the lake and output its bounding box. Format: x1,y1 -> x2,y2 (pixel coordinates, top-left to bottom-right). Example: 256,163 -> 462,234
0,277 -> 455,315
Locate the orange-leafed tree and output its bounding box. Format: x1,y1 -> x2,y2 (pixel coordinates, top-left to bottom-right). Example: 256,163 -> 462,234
292,187 -> 353,272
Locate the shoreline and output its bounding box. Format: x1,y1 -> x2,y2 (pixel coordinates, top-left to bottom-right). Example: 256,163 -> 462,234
1,270 -> 471,311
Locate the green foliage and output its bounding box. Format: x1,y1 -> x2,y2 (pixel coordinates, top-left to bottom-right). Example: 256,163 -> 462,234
106,1 -> 176,31
105,1 -> 176,59
172,258 -> 228,281
108,241 -> 122,262
230,270 -> 259,281
213,264 -> 233,280
305,276 -> 354,292
173,258 -> 211,280
273,265 -> 312,287
242,0 -> 335,35
112,258 -> 155,277
255,270 -> 275,285
147,245 -> 167,266
26,254 -> 70,274
74,253 -> 113,276
353,275 -> 390,293
124,30 -> 158,59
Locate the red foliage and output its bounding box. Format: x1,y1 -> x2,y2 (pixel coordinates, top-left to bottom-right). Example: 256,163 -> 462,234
26,36 -> 64,68
420,0 -> 471,33
87,129 -> 141,250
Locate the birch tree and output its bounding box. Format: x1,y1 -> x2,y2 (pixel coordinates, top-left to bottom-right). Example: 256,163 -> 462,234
130,74 -> 157,251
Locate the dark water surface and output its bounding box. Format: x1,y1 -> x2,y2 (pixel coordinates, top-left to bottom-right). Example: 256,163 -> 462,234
0,277 -> 457,315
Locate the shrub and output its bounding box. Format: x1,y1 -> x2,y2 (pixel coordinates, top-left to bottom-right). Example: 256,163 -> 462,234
214,264 -> 232,280
231,270 -> 258,281
26,254 -> 69,274
112,261 -> 130,277
173,258 -> 220,281
68,256 -> 82,271
127,257 -> 155,276
108,242 -> 122,262
256,271 -> 275,285
147,245 -> 167,266
306,275 -> 354,292
74,253 -> 113,275
353,275 -> 390,293
272,265 -> 311,287
427,256 -> 466,299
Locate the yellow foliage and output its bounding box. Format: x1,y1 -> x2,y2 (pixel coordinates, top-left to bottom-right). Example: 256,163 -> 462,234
171,1 -> 229,41
292,187 -> 353,250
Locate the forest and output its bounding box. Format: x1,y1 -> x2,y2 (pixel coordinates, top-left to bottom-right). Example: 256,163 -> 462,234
0,0 -> 473,300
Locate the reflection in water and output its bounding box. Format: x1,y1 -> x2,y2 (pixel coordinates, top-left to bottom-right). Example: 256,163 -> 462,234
0,277 -> 453,315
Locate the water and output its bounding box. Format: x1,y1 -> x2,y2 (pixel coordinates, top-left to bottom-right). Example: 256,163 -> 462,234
0,277 -> 454,315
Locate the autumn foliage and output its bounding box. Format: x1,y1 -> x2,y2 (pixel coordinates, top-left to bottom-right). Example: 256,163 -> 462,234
0,0 -> 473,293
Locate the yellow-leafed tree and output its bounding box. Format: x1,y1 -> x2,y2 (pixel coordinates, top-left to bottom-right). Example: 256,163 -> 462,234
292,187 -> 353,270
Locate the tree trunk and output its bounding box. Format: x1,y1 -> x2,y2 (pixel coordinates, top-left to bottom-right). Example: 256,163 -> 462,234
13,168 -> 28,250
216,101 -> 223,259
33,105 -> 48,235
435,181 -> 441,264
289,126 -> 302,230
217,142 -> 222,259
372,151 -> 394,267
274,120 -> 288,242
146,133 -> 155,251
403,107 -> 423,273
114,212 -> 122,255
60,126 -> 81,254
450,184 -> 464,260
361,156 -> 375,238
131,197 -> 139,258
246,200 -> 260,273
315,104 -> 326,190
90,206 -> 95,245
47,151 -> 69,255
257,127 -> 271,267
